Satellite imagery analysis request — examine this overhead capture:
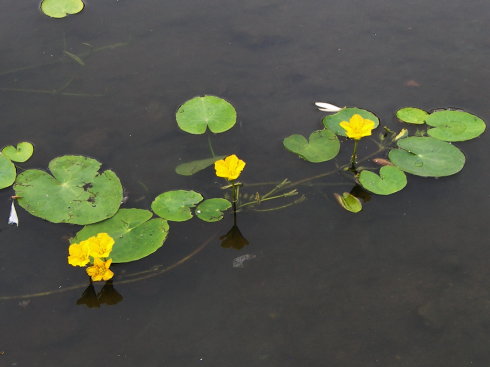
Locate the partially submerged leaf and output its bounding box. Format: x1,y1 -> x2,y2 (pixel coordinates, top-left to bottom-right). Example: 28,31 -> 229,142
283,129 -> 340,163
0,154 -> 16,189
2,142 -> 34,163
40,0 -> 84,18
72,209 -> 169,263
176,96 -> 237,134
425,110 -> 486,141
359,166 -> 407,195
396,107 -> 428,124
151,190 -> 203,221
323,108 -> 379,136
388,137 -> 465,177
14,155 -> 123,224
334,192 -> 362,213
196,198 -> 232,222
175,156 -> 225,176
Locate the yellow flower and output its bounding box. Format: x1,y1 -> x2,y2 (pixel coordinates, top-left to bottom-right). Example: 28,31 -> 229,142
68,241 -> 91,267
86,258 -> 114,282
214,154 -> 246,180
339,114 -> 376,140
87,233 -> 115,258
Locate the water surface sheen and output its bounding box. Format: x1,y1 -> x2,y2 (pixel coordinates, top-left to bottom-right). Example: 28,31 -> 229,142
1,0 -> 489,366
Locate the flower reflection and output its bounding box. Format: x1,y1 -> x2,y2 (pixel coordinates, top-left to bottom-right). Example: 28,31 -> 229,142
220,225 -> 249,250
76,280 -> 123,308
76,282 -> 100,308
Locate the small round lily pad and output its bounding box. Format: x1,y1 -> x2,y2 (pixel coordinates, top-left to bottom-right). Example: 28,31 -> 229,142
0,154 -> 16,189
359,166 -> 407,195
151,190 -> 203,221
2,142 -> 34,163
322,108 -> 379,136
396,107 -> 428,124
176,96 -> 237,134
14,155 -> 123,224
283,129 -> 340,163
72,209 -> 169,263
388,137 -> 465,177
425,110 -> 486,141
40,0 -> 84,18
196,198 -> 232,222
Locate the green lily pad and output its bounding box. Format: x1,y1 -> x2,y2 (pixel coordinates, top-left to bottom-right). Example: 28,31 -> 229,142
0,154 -> 16,189
14,155 -> 123,224
40,0 -> 84,18
322,108 -> 379,136
359,166 -> 407,195
425,110 -> 486,141
196,198 -> 232,222
175,155 -> 226,176
151,190 -> 203,222
334,192 -> 362,213
396,107 -> 428,124
283,129 -> 340,163
72,209 -> 169,263
388,137 -> 465,177
2,142 -> 34,163
176,96 -> 237,134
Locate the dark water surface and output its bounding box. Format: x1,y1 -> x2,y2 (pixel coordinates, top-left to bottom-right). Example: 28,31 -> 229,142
1,0 -> 490,366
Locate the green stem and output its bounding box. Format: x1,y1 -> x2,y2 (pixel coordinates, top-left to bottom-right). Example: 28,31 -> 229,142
207,134 -> 216,158
350,140 -> 359,171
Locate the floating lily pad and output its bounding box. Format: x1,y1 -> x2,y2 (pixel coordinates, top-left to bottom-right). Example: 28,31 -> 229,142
425,110 -> 486,141
72,209 -> 169,263
14,155 -> 123,224
196,198 -> 232,222
2,142 -> 34,163
396,107 -> 428,124
40,0 -> 84,18
359,166 -> 407,195
176,96 -> 237,134
322,108 -> 379,136
283,129 -> 340,163
388,137 -> 465,177
175,155 -> 226,176
334,192 -> 362,213
0,154 -> 16,189
151,190 -> 203,221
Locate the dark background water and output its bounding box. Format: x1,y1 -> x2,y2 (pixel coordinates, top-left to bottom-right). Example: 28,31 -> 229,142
1,0 -> 489,366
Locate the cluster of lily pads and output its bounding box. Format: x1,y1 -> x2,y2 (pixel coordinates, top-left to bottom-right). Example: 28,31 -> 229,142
1,94 -> 486,282
283,104 -> 486,212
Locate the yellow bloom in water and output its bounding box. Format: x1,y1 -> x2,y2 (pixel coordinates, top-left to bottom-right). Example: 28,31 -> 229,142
214,154 -> 246,180
339,114 -> 376,140
87,233 -> 115,258
68,241 -> 91,267
86,258 -> 114,282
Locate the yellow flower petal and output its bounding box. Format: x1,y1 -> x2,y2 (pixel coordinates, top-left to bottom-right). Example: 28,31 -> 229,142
67,241 -> 90,267
86,258 -> 114,282
214,154 -> 246,180
340,114 -> 376,140
87,233 -> 115,258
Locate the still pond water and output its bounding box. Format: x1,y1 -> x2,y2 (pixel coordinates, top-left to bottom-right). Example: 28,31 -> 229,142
1,0 -> 489,366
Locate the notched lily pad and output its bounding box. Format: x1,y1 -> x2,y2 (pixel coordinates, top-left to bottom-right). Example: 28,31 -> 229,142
283,129 -> 340,163
151,190 -> 203,221
196,198 -> 232,222
396,107 -> 428,124
425,110 -> 486,141
323,108 -> 379,136
176,96 -> 237,134
334,192 -> 362,213
0,154 -> 16,189
175,155 -> 225,176
388,137 -> 465,177
14,155 -> 123,224
359,166 -> 407,195
72,209 -> 169,263
2,142 -> 34,162
40,0 -> 84,18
